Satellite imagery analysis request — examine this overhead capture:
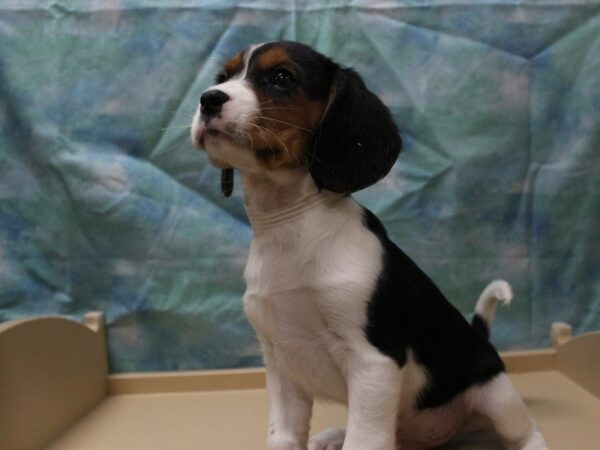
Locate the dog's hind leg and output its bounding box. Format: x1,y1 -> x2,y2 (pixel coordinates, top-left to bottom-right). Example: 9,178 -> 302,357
472,373 -> 549,450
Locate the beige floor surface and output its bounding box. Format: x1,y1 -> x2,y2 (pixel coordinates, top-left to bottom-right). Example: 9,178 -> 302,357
47,370 -> 600,450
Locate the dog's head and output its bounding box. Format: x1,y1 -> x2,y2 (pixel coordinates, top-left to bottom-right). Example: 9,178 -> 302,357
191,41 -> 401,196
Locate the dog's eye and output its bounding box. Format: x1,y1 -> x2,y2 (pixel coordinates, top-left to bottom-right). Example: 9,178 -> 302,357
270,69 -> 295,90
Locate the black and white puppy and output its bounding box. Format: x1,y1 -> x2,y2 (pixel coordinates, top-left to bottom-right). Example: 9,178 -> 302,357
191,41 -> 548,450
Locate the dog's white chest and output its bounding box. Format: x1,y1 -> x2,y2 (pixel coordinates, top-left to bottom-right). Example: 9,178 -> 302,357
243,285 -> 348,401
242,199 -> 383,402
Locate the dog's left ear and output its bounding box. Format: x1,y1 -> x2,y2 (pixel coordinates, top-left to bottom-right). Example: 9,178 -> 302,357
309,67 -> 402,194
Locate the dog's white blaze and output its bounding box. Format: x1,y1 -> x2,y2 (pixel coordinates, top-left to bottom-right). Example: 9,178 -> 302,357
240,43 -> 259,79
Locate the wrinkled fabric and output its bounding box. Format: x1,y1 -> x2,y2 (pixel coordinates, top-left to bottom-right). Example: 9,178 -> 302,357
0,0 -> 598,373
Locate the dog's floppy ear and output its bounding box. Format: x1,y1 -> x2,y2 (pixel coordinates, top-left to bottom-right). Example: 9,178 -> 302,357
309,67 -> 401,194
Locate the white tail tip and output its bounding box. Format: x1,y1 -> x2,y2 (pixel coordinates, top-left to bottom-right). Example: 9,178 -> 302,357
475,280 -> 513,328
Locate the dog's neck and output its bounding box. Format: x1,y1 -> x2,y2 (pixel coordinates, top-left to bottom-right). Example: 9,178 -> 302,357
241,170 -> 318,213
241,170 -> 335,236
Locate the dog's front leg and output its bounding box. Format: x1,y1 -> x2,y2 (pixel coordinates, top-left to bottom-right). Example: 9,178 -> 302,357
342,351 -> 402,450
264,353 -> 313,450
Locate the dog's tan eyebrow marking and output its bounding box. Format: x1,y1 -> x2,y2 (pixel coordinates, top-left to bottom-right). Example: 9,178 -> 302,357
223,52 -> 244,77
254,46 -> 289,71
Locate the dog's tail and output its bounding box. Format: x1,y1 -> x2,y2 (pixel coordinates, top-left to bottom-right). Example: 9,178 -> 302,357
471,280 -> 513,339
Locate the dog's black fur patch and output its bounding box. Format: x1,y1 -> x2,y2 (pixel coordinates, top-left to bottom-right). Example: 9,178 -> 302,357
362,208 -> 505,409
471,314 -> 490,340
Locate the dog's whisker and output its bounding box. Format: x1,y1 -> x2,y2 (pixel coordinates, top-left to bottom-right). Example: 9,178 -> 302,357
239,121 -> 293,158
256,99 -> 277,108
262,128 -> 292,159
254,116 -> 314,134
307,151 -> 333,173
259,106 -> 302,112
161,124 -> 192,131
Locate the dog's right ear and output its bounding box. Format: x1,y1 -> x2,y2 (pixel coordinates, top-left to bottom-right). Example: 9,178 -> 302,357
308,67 -> 402,194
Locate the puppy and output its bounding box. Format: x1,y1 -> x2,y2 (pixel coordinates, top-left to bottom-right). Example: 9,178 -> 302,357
191,41 -> 548,450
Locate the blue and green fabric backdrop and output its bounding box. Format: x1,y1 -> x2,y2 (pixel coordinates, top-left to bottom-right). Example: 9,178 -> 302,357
1,0 -> 599,372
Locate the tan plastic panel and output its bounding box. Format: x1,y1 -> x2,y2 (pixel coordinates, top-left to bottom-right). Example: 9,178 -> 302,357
107,368 -> 266,395
47,389 -> 281,450
500,348 -> 557,373
105,350 -> 557,396
556,330 -> 600,398
510,371 -> 600,450
47,370 -> 600,450
2,314 -> 599,450
0,314 -> 107,450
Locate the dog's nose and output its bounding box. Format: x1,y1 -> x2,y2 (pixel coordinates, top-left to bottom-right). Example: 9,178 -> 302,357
200,89 -> 230,119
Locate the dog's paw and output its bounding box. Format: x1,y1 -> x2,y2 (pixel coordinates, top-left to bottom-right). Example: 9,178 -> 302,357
267,434 -> 305,450
308,427 -> 345,450
511,430 -> 549,450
